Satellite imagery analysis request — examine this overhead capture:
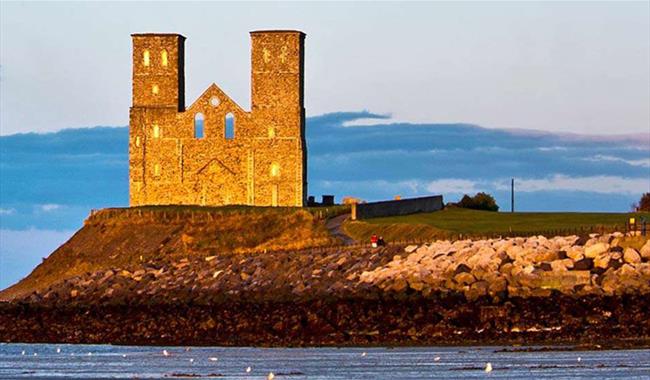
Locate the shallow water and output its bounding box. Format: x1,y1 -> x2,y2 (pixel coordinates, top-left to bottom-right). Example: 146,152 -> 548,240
1,343 -> 649,379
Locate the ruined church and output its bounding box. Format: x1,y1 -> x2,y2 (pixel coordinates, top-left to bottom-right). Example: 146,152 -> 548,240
129,31 -> 306,207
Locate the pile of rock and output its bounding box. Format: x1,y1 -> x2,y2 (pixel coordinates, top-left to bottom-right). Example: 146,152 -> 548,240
359,233 -> 650,300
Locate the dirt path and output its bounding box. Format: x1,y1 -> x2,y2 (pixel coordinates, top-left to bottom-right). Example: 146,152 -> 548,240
325,213 -> 356,245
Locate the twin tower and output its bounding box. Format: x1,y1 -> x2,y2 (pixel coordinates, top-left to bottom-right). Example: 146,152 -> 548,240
129,31 -> 306,207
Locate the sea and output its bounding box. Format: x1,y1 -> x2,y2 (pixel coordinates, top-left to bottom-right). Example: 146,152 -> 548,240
0,344 -> 648,379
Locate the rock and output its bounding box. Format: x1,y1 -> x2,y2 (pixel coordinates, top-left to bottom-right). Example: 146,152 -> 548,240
585,243 -> 608,258
623,248 -> 641,264
454,263 -> 471,275
593,253 -> 611,269
454,272 -> 476,286
404,245 -> 418,253
70,289 -> 79,298
390,278 -> 408,292
640,241 -> 650,260
550,259 -> 573,272
465,281 -> 489,300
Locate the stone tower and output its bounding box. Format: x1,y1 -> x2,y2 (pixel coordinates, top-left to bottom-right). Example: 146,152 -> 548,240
129,31 -> 306,207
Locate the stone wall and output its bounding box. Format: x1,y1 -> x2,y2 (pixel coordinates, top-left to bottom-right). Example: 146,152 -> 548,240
129,31 -> 306,207
351,195 -> 444,220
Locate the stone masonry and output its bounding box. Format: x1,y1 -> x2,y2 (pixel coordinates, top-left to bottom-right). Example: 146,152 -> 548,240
129,31 -> 306,207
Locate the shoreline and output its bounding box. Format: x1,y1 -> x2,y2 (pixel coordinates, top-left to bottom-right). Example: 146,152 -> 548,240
2,294 -> 649,348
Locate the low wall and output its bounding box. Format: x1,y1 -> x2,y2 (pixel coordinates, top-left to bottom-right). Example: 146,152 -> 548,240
351,195 -> 443,220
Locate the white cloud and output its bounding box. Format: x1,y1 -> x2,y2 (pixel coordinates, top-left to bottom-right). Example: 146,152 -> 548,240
585,155 -> 650,168
425,179 -> 480,194
496,175 -> 650,195
0,208 -> 16,216
38,204 -> 63,212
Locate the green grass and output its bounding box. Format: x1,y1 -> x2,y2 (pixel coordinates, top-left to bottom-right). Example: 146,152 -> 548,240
344,207 -> 650,242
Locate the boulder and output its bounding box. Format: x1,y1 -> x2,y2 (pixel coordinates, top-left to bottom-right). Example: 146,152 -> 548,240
640,240 -> 650,260
565,246 -> 584,261
538,271 -> 591,293
623,248 -> 641,264
404,245 -> 419,253
593,253 -> 612,270
585,243 -> 608,258
465,281 -> 489,300
550,259 -> 574,272
454,272 -> 476,286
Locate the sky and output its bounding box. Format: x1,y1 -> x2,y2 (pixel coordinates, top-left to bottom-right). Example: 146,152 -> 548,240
1,1 -> 649,135
0,2 -> 649,289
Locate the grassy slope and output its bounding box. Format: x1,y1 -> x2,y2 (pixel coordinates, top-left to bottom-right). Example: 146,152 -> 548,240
344,207 -> 650,242
0,205 -> 346,300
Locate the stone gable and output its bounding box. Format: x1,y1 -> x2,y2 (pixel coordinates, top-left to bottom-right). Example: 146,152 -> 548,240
129,31 -> 306,207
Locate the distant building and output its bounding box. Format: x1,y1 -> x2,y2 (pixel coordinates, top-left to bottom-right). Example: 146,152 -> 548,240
129,31 -> 307,207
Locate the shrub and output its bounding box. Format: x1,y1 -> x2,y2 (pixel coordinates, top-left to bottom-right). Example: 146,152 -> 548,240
633,192 -> 650,212
456,192 -> 499,212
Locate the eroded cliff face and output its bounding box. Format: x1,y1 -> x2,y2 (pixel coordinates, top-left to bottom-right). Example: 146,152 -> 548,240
0,207 -> 337,301
1,230 -> 649,346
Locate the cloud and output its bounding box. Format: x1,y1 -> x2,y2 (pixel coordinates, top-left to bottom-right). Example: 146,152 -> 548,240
38,204 -> 63,212
495,175 -> 650,195
585,155 -> 650,168
0,208 -> 15,215
425,179 -> 480,194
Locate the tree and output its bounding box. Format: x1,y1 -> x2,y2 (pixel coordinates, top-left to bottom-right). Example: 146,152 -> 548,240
634,192 -> 650,212
456,192 -> 499,212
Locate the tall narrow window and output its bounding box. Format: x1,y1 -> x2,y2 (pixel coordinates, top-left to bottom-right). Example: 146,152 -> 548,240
270,162 -> 280,177
152,84 -> 159,95
154,164 -> 161,177
225,113 -> 235,139
194,113 -> 205,138
143,50 -> 150,66
161,50 -> 168,67
153,124 -> 160,139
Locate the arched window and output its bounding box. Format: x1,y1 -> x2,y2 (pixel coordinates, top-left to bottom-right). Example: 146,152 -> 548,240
143,50 -> 150,66
154,164 -> 161,177
268,127 -> 275,138
270,162 -> 280,177
194,113 -> 205,138
153,124 -> 160,139
225,113 -> 235,139
152,84 -> 159,95
161,50 -> 168,67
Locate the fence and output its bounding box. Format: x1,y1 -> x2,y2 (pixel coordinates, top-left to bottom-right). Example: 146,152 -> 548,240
351,195 -> 444,220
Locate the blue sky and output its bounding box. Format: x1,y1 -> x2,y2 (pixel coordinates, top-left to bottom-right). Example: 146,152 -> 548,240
0,2 -> 649,288
1,2 -> 649,135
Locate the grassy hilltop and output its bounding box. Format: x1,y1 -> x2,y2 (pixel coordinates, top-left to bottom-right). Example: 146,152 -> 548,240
344,207 -> 650,243
0,205 -> 347,300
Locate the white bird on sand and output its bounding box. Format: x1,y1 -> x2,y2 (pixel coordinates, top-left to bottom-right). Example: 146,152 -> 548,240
209,357 -> 218,361
434,356 -> 440,362
485,362 -> 493,372
577,357 -> 582,362
246,366 -> 252,373
87,352 -> 92,356
21,350 -> 25,356
122,354 -> 127,358
361,352 -> 367,357
163,349 -> 170,357
267,372 -> 275,380
56,347 -> 61,354
33,353 -> 38,356
189,358 -> 194,363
